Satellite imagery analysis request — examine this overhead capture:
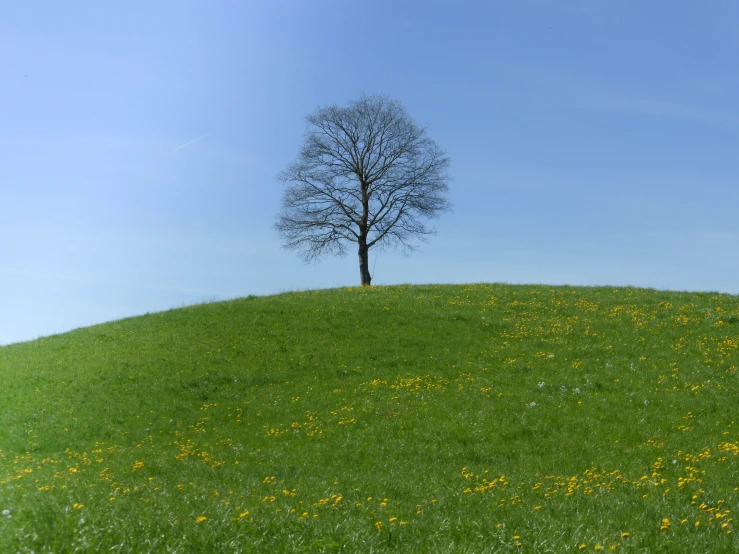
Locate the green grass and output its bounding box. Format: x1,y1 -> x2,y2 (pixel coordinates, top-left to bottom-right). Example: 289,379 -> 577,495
2,283 -> 739,553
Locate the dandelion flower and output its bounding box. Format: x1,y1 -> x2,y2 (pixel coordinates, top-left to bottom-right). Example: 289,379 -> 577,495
196,516 -> 207,523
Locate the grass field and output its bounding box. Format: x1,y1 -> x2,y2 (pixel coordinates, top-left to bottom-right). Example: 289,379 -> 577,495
1,283 -> 739,552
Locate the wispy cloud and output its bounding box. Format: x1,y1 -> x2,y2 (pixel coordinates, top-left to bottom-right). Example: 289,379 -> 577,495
173,133 -> 212,152
539,72 -> 739,128
0,267 -> 236,297
594,93 -> 739,127
0,267 -> 47,278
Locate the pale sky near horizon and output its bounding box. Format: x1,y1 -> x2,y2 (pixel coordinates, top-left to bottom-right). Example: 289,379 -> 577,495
2,0 -> 739,345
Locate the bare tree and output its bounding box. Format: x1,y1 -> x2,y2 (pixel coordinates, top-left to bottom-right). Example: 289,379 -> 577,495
275,94 -> 451,286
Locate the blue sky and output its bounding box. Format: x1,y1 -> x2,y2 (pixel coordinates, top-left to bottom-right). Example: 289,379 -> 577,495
2,0 -> 738,345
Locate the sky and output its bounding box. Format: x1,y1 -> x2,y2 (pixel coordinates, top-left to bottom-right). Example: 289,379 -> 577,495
2,0 -> 739,345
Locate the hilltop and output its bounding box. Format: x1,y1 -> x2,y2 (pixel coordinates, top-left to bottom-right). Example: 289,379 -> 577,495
1,284 -> 738,552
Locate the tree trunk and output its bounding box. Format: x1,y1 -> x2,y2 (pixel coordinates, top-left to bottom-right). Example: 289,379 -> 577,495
358,241 -> 372,286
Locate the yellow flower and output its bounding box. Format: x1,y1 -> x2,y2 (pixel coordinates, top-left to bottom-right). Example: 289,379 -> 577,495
621,532 -> 629,538
196,516 -> 207,523
579,545 -> 587,550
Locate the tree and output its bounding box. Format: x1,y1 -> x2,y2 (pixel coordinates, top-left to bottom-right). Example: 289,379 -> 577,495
275,94 -> 452,286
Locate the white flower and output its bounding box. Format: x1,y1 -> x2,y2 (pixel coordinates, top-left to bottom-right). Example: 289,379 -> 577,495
574,388 -> 580,394
538,382 -> 545,388
529,402 -> 537,407
1,509 -> 9,516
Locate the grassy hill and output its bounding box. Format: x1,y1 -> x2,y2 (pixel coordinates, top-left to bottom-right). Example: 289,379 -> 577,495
1,283 -> 739,553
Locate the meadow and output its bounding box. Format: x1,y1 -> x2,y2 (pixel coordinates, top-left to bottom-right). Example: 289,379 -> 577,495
1,283 -> 738,553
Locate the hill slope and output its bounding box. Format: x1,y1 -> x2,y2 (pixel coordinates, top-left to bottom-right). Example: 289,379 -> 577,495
1,284 -> 739,552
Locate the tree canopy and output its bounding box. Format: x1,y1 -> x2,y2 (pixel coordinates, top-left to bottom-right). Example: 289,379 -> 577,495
275,93 -> 451,285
